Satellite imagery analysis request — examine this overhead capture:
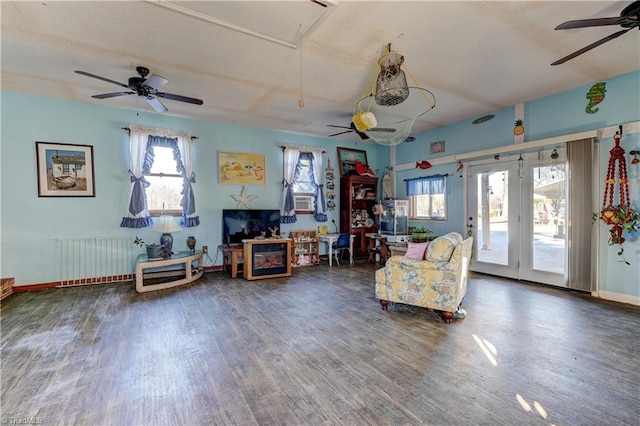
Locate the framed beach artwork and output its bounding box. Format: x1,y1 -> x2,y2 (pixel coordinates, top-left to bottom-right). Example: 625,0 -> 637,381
219,151 -> 266,184
35,142 -> 95,197
337,147 -> 368,176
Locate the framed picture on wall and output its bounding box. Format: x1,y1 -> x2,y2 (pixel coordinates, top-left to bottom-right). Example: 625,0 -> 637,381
337,147 -> 368,176
35,142 -> 95,197
219,151 -> 266,184
430,140 -> 445,154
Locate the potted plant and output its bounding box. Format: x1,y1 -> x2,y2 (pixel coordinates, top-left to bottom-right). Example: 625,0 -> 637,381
411,225 -> 432,242
133,236 -> 163,259
593,205 -> 640,265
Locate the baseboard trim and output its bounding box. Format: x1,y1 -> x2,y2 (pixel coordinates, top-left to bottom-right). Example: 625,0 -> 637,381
597,290 -> 640,306
12,282 -> 59,292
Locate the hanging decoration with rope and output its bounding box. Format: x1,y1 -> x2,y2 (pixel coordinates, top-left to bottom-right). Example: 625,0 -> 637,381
353,43 -> 436,146
594,126 -> 640,264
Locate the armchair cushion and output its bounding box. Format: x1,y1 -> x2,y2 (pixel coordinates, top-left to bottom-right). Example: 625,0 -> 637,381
425,232 -> 462,262
405,241 -> 429,260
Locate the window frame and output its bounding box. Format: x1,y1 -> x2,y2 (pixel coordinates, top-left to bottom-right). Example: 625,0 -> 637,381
408,193 -> 447,221
144,145 -> 183,217
291,155 -> 316,215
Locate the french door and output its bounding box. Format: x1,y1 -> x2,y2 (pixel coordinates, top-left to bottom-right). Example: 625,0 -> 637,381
468,152 -> 567,286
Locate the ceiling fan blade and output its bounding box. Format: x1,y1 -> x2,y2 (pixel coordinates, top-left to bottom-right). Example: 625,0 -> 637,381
145,97 -> 168,112
328,130 -> 353,137
156,92 -> 204,105
143,74 -> 168,90
91,92 -> 134,99
356,131 -> 369,140
327,125 -> 352,129
555,16 -> 623,30
74,70 -> 129,88
551,28 -> 631,65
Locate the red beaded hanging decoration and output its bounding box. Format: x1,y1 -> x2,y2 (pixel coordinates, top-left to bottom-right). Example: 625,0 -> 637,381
600,127 -> 631,244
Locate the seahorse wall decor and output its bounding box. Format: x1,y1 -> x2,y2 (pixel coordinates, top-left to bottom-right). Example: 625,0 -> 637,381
585,82 -> 606,114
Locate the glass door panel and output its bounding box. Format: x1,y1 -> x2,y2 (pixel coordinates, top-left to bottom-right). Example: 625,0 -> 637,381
476,171 -> 509,265
520,156 -> 567,286
469,162 -> 519,279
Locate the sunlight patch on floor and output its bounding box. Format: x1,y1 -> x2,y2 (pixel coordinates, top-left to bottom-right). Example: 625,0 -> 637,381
516,393 -> 532,411
516,393 -> 555,425
533,401 -> 548,419
472,334 -> 497,366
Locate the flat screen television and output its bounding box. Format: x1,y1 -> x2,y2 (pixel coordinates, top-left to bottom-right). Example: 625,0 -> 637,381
222,209 -> 281,245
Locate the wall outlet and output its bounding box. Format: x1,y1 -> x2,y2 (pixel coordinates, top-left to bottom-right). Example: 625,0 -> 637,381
202,245 -> 208,253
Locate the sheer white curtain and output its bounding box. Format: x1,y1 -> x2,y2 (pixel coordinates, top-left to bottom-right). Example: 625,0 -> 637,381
121,124 -> 198,228
176,134 -> 199,227
309,147 -> 327,222
566,138 -> 595,291
120,127 -> 152,228
281,147 -> 301,223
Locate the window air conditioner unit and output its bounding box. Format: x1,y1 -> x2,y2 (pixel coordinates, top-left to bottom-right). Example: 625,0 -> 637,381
294,195 -> 314,212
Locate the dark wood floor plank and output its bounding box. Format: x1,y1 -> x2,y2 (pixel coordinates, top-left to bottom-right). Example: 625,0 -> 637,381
2,265 -> 639,425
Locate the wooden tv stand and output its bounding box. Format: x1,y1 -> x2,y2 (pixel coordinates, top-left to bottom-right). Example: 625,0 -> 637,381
243,239 -> 292,280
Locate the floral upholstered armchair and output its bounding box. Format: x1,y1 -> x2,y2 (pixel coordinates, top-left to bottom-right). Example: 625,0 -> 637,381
375,232 -> 473,323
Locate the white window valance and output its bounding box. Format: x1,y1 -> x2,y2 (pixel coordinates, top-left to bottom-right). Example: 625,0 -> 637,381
128,124 -> 193,140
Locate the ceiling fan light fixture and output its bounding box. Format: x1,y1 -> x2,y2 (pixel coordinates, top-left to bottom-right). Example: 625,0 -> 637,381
75,66 -> 203,112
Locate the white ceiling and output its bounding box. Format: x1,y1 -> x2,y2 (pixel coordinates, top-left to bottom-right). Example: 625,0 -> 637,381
2,1 -> 639,141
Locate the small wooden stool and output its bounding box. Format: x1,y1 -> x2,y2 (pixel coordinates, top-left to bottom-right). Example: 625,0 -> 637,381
220,245 -> 244,278
368,237 -> 388,265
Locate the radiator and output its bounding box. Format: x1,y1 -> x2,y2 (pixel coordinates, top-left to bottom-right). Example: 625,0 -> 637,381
56,237 -> 137,287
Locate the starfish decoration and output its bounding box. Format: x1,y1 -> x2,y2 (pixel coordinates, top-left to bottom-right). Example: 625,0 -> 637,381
231,185 -> 258,208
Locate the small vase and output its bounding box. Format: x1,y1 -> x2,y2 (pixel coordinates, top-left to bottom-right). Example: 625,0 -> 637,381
160,233 -> 173,251
186,236 -> 196,252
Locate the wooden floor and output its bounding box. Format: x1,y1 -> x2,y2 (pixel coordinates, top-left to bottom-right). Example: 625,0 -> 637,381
2,264 -> 639,425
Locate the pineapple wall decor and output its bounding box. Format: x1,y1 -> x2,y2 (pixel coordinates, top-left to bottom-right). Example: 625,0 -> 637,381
513,119 -> 524,136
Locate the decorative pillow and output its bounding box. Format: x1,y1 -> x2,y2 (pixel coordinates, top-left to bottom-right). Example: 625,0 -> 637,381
405,242 -> 429,260
425,235 -> 457,262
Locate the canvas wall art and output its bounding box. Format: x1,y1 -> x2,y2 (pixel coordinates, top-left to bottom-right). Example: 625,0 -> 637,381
219,151 -> 266,184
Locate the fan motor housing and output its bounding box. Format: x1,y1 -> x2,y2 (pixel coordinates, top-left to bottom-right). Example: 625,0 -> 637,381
128,76 -> 144,89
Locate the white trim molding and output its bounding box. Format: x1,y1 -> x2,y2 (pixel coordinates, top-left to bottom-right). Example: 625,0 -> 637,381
596,290 -> 640,306
395,120 -> 640,172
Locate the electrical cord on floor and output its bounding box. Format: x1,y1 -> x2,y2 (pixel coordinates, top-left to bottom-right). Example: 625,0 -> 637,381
202,248 -> 217,268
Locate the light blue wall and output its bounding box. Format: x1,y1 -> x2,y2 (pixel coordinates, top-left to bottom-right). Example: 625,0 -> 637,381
597,132 -> 640,297
390,70 -> 640,299
0,93 -> 379,285
2,70 -> 639,300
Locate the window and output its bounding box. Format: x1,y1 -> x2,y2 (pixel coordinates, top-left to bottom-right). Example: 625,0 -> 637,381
145,146 -> 182,216
291,155 -> 315,213
409,193 -> 446,220
281,146 -> 325,223
406,174 -> 447,221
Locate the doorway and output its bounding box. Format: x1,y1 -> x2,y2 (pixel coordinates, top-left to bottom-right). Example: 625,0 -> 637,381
468,151 -> 567,287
